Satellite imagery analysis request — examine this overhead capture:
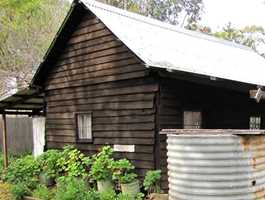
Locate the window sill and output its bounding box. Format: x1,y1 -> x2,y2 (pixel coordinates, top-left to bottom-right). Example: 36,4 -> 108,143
77,139 -> 93,144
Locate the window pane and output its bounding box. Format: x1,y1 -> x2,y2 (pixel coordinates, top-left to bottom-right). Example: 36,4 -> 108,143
249,116 -> 261,130
77,113 -> 92,140
184,111 -> 202,129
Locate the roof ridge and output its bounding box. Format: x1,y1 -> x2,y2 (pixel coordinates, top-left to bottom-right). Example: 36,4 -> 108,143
82,0 -> 252,52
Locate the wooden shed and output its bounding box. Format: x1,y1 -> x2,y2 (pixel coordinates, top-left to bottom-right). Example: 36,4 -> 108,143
2,0 -> 265,190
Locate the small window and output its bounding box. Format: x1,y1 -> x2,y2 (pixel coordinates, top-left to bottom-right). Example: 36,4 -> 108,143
76,113 -> 92,142
184,111 -> 202,129
249,116 -> 261,130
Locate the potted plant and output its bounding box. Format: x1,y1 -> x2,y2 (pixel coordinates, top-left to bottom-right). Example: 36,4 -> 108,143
112,159 -> 140,198
90,146 -> 114,192
37,150 -> 62,186
144,170 -> 168,200
56,146 -> 91,179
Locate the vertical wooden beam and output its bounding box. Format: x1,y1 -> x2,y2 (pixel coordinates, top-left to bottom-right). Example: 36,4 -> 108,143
2,113 -> 8,168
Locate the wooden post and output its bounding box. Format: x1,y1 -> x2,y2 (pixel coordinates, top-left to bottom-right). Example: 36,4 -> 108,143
2,113 -> 8,168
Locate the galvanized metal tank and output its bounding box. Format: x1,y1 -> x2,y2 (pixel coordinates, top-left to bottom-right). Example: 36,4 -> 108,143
164,129 -> 265,200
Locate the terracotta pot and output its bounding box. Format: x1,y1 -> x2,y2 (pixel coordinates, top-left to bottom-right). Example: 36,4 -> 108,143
97,180 -> 113,193
121,180 -> 140,198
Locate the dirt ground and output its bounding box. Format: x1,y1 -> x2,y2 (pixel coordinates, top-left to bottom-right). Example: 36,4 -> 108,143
0,182 -> 12,200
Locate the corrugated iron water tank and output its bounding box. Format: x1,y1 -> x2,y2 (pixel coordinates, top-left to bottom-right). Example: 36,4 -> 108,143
163,129 -> 265,200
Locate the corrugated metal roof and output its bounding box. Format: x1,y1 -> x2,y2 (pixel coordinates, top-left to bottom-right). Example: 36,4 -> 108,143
0,87 -> 44,112
82,0 -> 265,86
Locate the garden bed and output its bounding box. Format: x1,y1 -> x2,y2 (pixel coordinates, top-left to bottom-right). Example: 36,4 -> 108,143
0,146 -> 167,200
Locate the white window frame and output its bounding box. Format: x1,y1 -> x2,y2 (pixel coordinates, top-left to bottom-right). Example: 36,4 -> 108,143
76,112 -> 93,142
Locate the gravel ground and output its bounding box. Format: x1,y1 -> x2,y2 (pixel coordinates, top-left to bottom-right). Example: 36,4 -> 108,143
0,182 -> 12,200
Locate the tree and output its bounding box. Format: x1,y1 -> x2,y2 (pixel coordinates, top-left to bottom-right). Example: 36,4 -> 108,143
0,0 -> 70,96
99,0 -> 204,26
213,23 -> 265,56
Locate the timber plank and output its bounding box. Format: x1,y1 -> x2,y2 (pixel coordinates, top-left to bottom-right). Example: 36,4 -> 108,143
72,22 -> 106,37
46,93 -> 155,107
46,114 -> 155,124
49,58 -> 141,79
46,109 -> 155,118
46,84 -> 158,101
67,28 -> 112,45
64,35 -> 116,53
57,46 -> 128,65
52,52 -> 135,72
46,101 -> 154,113
93,137 -> 155,145
46,77 -> 156,96
60,39 -> 123,60
47,65 -> 145,85
45,71 -> 148,90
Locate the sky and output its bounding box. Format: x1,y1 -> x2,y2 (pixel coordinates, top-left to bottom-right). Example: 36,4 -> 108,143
201,0 -> 265,30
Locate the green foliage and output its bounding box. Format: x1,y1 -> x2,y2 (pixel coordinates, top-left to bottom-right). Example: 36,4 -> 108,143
57,146 -> 91,178
0,0 -> 69,96
213,23 -> 265,52
54,176 -> 99,200
135,192 -> 145,200
90,146 -> 114,181
10,183 -> 30,200
32,184 -> 54,200
2,155 -> 40,189
143,170 -> 161,194
112,159 -> 137,184
100,0 -> 203,26
100,188 -> 117,200
37,149 -> 62,179
100,189 -> 133,200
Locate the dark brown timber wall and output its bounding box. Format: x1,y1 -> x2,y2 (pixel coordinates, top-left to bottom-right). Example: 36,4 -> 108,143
43,12 -> 158,178
157,77 -> 265,190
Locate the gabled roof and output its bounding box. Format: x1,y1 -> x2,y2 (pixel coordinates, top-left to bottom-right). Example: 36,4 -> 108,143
32,0 -> 265,87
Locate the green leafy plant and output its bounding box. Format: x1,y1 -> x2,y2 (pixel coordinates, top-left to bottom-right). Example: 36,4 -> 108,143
90,146 -> 114,181
112,159 -> 137,184
54,176 -> 99,200
11,183 -> 30,200
37,149 -> 62,179
3,155 -> 40,189
57,146 -> 91,178
99,188 -> 117,200
143,170 -> 161,194
135,192 -> 145,200
32,184 -> 54,200
100,189 -> 132,200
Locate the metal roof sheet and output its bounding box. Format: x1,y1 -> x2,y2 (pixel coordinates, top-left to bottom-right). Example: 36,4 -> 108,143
82,0 -> 265,86
0,87 -> 44,112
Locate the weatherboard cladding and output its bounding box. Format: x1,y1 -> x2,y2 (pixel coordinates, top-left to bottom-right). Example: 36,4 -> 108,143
44,12 -> 157,177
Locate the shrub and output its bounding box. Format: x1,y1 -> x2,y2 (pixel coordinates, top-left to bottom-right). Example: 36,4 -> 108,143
32,184 -> 54,200
57,146 -> 91,178
99,188 -> 117,200
100,189 -> 141,200
11,183 -> 30,200
143,170 -> 161,194
54,176 -> 98,200
90,146 -> 114,181
111,159 -> 137,184
37,149 -> 62,179
3,155 -> 40,189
